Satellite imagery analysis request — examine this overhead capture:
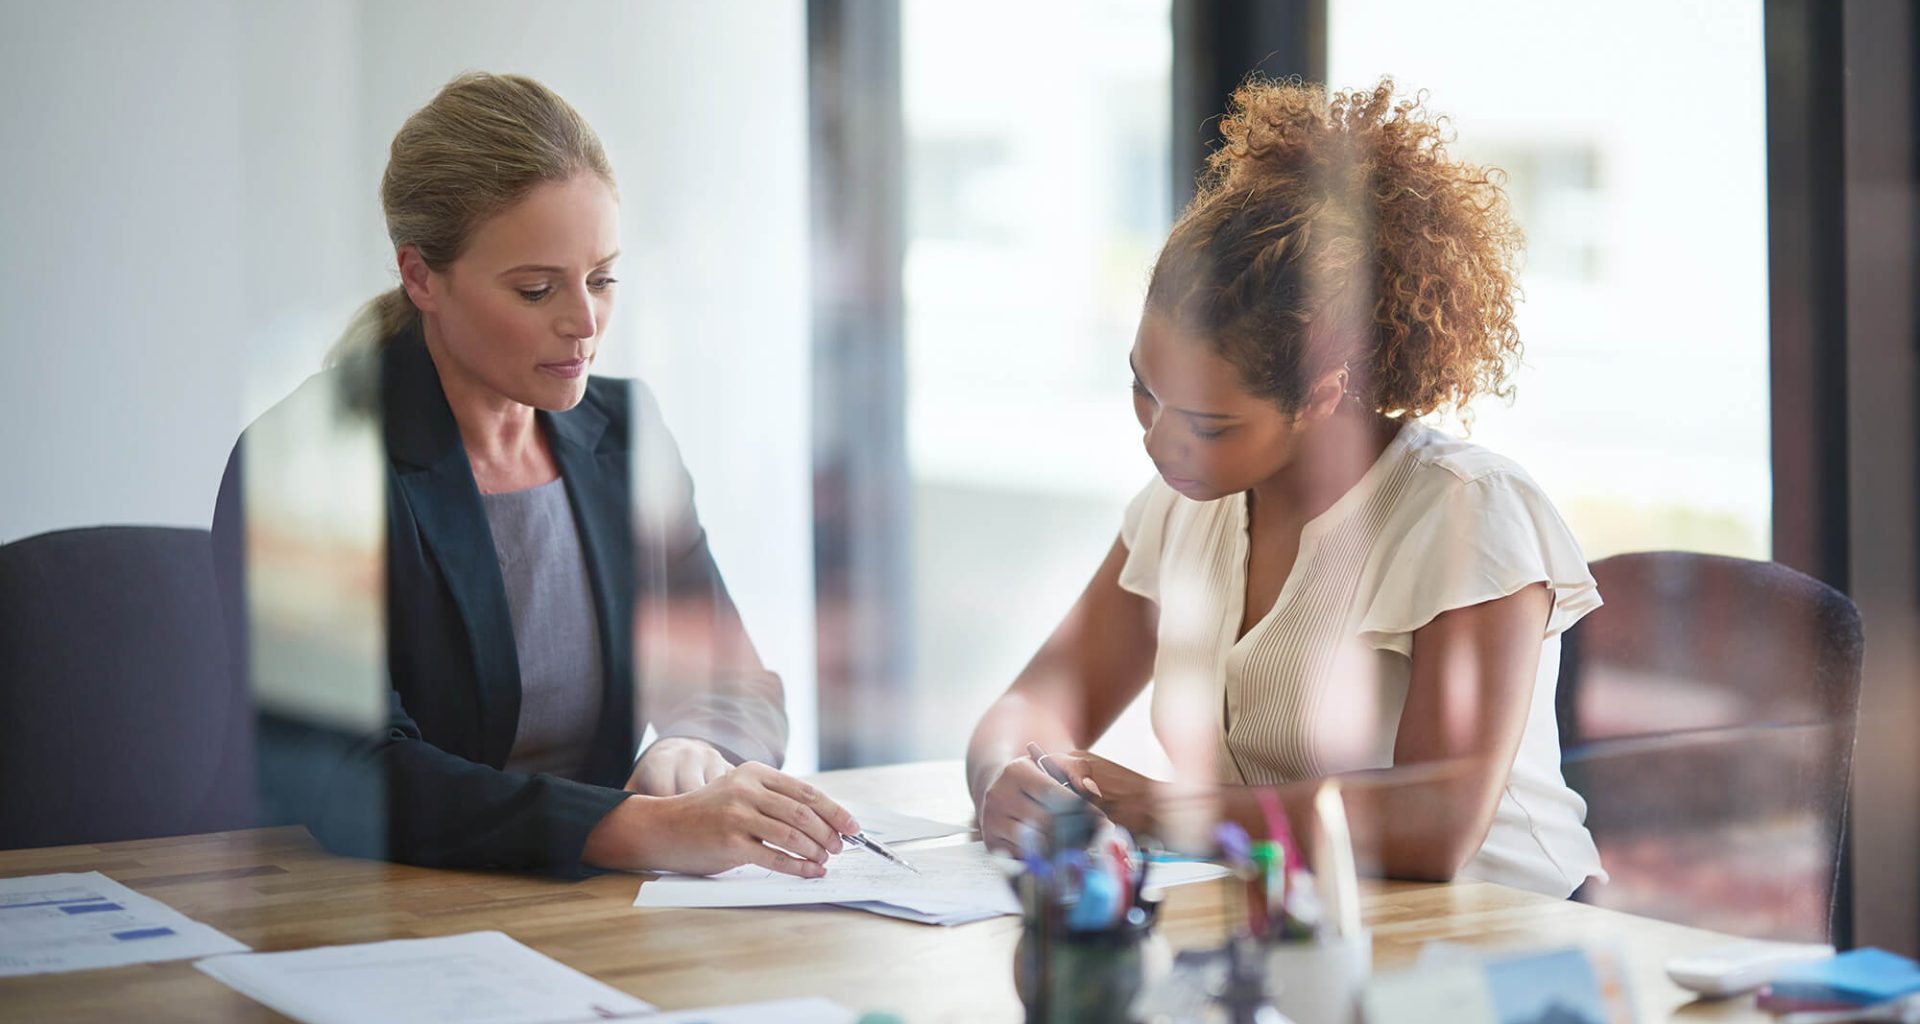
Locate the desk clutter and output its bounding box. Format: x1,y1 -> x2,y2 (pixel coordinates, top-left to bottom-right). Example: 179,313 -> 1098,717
1661,941 -> 1920,1022
3,777 -> 1879,1024
1757,947 -> 1920,1020
1001,778 -> 1825,1024
632,805 -> 1228,925
0,793 -> 1223,1023
1017,781 -> 1372,1024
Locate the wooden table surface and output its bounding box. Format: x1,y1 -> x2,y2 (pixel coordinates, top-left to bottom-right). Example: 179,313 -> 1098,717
0,760 -> 1771,1022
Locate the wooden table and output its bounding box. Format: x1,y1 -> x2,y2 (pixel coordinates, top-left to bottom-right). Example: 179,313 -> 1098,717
0,761 -> 1771,1022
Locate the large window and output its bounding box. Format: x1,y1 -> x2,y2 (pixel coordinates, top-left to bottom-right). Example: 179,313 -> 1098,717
1328,0 -> 1772,561
900,0 -> 1174,766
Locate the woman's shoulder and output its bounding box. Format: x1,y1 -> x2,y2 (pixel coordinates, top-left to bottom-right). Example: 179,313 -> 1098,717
238,356 -> 383,445
1378,421 -> 1582,551
1394,421 -> 1552,503
1362,421 -> 1601,646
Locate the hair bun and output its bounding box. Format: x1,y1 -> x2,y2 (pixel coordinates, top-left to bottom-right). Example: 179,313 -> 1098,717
1152,76 -> 1523,420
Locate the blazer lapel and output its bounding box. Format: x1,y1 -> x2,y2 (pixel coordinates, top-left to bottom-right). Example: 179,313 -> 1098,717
544,390 -> 637,779
383,328 -> 523,766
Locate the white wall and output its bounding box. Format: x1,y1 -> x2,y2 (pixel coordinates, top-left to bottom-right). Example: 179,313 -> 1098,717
0,0 -> 819,771
1,0 -> 251,542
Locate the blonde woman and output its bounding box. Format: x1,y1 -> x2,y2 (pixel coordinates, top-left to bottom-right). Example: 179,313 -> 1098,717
214,73 -> 854,878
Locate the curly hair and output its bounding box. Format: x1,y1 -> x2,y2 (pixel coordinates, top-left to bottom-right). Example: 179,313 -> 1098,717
1146,77 -> 1523,418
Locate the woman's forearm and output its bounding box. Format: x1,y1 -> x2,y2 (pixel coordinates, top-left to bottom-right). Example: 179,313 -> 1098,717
1211,756 -> 1505,882
970,537 -> 1159,809
966,690 -> 1079,806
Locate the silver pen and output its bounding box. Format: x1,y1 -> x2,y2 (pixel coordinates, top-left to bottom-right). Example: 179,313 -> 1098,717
1026,741 -> 1091,799
840,831 -> 921,875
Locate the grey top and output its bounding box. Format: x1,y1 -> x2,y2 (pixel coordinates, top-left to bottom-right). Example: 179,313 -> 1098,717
482,478 -> 605,780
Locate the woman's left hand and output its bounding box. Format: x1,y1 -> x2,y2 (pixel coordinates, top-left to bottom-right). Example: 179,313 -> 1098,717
626,737 -> 733,796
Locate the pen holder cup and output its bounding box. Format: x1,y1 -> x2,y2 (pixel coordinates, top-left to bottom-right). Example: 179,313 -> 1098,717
1264,930 -> 1372,1024
1014,912 -> 1165,1024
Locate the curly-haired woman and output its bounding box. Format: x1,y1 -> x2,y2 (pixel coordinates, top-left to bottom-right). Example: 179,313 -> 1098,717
967,78 -> 1605,898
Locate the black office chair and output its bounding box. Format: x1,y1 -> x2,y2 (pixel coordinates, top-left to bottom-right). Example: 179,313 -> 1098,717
0,526 -> 255,848
1557,551 -> 1863,942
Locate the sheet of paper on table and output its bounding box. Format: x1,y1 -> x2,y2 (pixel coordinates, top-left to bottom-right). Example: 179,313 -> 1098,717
635,997 -> 857,1023
834,801 -> 970,845
195,930 -> 654,1024
836,899 -> 1009,927
0,871 -> 249,977
841,856 -> 1235,926
633,840 -> 1231,925
635,841 -> 1019,914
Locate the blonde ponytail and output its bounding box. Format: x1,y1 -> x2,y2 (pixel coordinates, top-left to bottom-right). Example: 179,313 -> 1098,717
325,287 -> 418,369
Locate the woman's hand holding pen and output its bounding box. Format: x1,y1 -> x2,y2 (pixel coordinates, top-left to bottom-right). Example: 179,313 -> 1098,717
1040,750 -> 1161,834
584,761 -> 859,878
979,755 -> 1072,853
979,745 -> 1157,852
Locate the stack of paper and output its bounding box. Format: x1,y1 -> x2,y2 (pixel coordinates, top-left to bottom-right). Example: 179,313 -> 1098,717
636,842 -> 1019,922
0,871 -> 249,976
803,801 -> 984,923
634,840 -> 1230,925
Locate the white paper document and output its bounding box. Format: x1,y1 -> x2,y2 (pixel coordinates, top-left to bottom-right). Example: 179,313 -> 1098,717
835,801 -> 970,845
0,871 -> 249,977
1142,858 -> 1236,891
842,860 -> 1231,926
635,841 -> 1021,916
195,930 -> 654,1024
633,841 -> 1232,924
635,997 -> 856,1023
837,899 -> 1009,927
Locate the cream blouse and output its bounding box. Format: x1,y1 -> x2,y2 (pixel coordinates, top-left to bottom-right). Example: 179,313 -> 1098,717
1118,420 -> 1607,897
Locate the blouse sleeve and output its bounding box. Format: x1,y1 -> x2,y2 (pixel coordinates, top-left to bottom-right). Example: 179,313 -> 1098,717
1358,469 -> 1602,657
1116,476 -> 1178,602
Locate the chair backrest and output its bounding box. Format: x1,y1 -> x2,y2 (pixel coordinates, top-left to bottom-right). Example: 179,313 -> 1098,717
1557,551 -> 1862,942
0,526 -> 255,848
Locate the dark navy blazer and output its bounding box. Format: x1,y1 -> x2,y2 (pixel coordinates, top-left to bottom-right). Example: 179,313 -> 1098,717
212,322 -> 786,876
